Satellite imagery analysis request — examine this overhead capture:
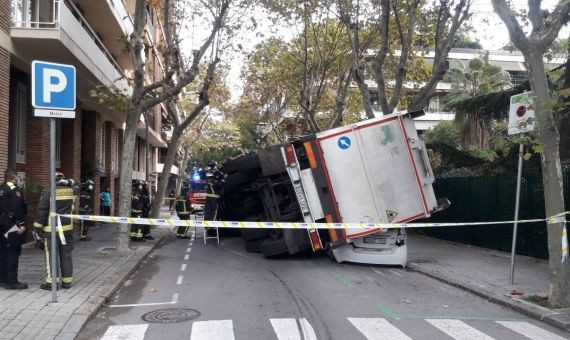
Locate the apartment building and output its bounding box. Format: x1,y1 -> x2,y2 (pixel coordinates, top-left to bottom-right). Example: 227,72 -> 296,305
365,48 -> 564,130
0,0 -> 169,215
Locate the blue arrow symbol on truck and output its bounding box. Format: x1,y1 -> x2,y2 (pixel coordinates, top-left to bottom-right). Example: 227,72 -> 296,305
338,136 -> 351,150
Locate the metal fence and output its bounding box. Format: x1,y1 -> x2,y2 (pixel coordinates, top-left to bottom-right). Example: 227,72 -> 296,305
418,171 -> 570,259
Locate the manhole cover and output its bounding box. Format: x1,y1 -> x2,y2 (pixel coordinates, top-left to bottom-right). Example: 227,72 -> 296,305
141,308 -> 201,324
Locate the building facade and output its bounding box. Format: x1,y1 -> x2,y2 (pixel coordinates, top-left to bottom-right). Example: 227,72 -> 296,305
0,0 -> 169,219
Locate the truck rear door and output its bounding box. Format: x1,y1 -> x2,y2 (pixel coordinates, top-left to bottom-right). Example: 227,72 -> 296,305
316,112 -> 437,239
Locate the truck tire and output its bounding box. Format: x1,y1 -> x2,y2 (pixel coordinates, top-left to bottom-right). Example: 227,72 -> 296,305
222,154 -> 260,174
245,238 -> 267,253
225,172 -> 254,187
260,238 -> 289,257
242,228 -> 270,241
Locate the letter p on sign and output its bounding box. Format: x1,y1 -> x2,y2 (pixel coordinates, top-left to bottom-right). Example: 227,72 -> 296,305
32,61 -> 76,111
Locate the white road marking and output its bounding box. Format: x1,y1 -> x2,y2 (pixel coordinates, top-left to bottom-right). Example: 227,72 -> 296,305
191,320 -> 235,340
370,268 -> 387,277
228,250 -> 249,258
299,318 -> 317,340
186,247 -> 192,253
270,318 -> 317,340
270,318 -> 301,340
389,269 -> 404,277
497,321 -> 568,340
181,263 -> 187,271
108,301 -> 176,308
171,293 -> 179,304
101,324 -> 148,340
348,318 -> 411,340
184,254 -> 190,260
427,319 -> 495,340
176,275 -> 184,285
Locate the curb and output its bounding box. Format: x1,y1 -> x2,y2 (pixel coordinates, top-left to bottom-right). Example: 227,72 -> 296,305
57,233 -> 168,339
407,263 -> 570,332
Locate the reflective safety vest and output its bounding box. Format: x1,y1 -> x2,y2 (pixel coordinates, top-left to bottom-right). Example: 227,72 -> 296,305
33,186 -> 77,234
175,196 -> 191,215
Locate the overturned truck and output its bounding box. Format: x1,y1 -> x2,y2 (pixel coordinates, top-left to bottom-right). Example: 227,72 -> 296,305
219,110 -> 448,266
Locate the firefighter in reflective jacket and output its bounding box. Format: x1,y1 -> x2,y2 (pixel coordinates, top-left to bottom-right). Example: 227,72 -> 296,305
79,179 -> 94,241
175,188 -> 191,239
130,180 -> 145,242
33,172 -> 78,290
204,162 -> 226,229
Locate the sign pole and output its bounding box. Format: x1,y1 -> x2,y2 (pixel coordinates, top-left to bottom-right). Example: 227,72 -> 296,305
50,117 -> 58,302
509,143 -> 524,284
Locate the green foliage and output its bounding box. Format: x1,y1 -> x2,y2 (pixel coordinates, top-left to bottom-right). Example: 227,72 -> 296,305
421,121 -> 461,149
89,84 -> 131,113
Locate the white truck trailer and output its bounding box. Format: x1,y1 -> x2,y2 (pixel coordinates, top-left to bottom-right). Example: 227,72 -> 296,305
220,110 -> 447,266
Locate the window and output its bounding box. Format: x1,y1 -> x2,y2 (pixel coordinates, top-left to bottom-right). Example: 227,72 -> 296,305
99,123 -> 106,171
14,82 -> 27,164
428,96 -> 440,113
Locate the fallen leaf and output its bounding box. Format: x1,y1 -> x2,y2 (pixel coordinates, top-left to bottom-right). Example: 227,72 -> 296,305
149,288 -> 157,293
442,305 -> 448,308
401,300 -> 411,304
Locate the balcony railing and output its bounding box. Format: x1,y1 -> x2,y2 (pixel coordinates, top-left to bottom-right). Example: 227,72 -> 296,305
12,0 -> 60,28
11,0 -> 125,78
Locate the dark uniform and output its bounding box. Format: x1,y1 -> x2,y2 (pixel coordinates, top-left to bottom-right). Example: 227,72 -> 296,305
79,180 -> 94,241
130,182 -> 145,242
204,172 -> 225,221
0,180 -> 28,289
141,184 -> 154,240
34,179 -> 78,289
175,192 -> 191,238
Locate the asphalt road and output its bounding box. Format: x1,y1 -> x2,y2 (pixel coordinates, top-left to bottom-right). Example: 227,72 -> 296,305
77,229 -> 569,340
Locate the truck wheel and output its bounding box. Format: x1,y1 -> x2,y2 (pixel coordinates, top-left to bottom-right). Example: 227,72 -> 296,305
245,238 -> 267,253
260,238 -> 289,257
242,228 -> 270,241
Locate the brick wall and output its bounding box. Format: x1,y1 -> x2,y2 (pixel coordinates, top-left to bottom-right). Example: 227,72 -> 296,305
0,47 -> 9,177
0,0 -> 11,34
81,111 -> 102,214
26,113 -> 50,190
61,109 -> 82,181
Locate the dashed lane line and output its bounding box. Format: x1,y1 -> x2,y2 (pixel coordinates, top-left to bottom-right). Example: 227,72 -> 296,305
176,275 -> 184,285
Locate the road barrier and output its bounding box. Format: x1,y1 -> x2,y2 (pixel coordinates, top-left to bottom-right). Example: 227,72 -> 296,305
60,212 -> 569,262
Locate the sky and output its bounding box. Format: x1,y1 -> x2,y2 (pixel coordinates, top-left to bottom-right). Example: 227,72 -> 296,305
184,0 -> 569,102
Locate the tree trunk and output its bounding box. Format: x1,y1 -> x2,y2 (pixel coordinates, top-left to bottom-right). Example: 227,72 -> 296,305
116,106 -> 142,250
353,69 -> 375,119
527,51 -> 569,307
150,127 -> 182,217
174,148 -> 189,200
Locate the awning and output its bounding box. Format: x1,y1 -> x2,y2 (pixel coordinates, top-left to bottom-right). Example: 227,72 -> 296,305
157,163 -> 179,176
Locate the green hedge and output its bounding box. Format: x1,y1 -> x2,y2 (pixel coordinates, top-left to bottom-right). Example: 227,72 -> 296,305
419,171 -> 570,259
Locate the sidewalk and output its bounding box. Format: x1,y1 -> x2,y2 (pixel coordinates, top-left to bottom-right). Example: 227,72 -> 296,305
0,219 -> 169,340
407,233 -> 570,331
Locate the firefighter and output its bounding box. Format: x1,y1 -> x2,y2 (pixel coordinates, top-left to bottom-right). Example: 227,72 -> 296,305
0,170 -> 28,290
204,162 -> 226,235
174,187 -> 191,239
34,171 -> 78,290
79,179 -> 94,241
141,182 -> 154,240
130,180 -> 145,242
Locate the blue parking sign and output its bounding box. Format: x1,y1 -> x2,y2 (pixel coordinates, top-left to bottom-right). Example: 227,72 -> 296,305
32,61 -> 76,111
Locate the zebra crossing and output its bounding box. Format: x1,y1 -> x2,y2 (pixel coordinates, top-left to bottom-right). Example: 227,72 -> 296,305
99,317 -> 568,340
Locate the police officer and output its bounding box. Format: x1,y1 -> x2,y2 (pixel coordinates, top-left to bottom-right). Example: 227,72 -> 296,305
141,182 -> 154,240
130,180 -> 145,242
79,179 -> 94,241
34,171 -> 78,290
0,170 -> 28,290
174,188 -> 191,239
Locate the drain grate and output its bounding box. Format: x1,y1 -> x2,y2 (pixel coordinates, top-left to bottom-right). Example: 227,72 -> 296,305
141,308 -> 201,324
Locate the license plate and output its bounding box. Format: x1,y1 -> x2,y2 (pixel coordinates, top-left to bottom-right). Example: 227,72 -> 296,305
364,237 -> 387,245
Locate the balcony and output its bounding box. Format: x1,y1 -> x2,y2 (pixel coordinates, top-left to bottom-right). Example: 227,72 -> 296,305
11,0 -> 131,123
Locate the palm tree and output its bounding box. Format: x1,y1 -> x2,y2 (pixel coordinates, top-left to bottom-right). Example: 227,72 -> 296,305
443,54 -> 512,149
